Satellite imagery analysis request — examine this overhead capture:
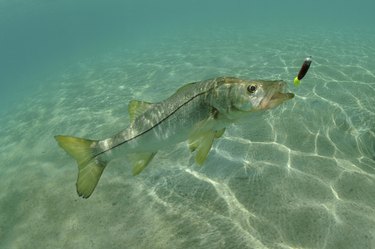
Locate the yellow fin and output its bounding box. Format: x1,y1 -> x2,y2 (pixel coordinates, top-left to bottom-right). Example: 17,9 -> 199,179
188,129 -> 204,152
188,127 -> 207,152
189,128 -> 224,152
175,82 -> 196,94
215,128 -> 226,138
128,100 -> 153,123
76,159 -> 106,198
188,117 -> 216,152
189,137 -> 200,152
54,135 -> 106,198
130,152 -> 157,176
194,131 -> 215,165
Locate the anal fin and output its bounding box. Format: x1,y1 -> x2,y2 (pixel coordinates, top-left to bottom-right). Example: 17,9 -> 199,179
215,128 -> 226,138
130,152 -> 157,176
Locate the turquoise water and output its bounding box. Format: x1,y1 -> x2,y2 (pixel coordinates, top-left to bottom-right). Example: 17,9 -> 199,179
1,1 -> 375,248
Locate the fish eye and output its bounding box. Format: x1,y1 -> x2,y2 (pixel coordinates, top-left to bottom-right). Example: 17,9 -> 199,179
247,85 -> 257,93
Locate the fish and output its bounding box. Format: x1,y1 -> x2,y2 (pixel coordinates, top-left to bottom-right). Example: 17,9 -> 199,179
55,76 -> 294,198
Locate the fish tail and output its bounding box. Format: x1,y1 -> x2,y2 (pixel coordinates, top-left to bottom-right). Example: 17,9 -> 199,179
54,135 -> 107,198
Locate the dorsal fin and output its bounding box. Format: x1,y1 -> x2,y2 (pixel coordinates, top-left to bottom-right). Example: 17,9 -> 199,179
128,100 -> 153,123
175,82 -> 197,94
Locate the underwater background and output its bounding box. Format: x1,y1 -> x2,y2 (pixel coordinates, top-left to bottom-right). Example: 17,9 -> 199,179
1,0 -> 374,248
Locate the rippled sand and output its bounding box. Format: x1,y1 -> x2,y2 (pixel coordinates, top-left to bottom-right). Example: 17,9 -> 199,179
1,30 -> 374,249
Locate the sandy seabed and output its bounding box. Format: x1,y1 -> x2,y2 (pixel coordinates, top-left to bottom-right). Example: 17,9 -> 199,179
1,31 -> 374,249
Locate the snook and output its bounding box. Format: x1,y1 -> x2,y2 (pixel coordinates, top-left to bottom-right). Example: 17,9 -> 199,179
55,76 -> 294,198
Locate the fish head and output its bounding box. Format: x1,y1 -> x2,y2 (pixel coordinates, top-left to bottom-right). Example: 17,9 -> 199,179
233,79 -> 294,111
212,78 -> 294,119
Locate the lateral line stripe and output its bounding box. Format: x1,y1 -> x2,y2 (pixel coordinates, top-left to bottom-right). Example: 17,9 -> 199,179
94,86 -> 215,157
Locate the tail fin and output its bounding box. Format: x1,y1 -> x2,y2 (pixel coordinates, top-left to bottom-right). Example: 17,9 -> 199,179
54,135 -> 107,198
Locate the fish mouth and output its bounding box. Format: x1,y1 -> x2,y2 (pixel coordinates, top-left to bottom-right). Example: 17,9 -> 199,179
260,81 -> 294,109
270,92 -> 295,101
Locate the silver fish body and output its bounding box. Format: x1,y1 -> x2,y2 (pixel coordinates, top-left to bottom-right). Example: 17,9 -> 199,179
99,78 -> 216,154
55,76 -> 294,198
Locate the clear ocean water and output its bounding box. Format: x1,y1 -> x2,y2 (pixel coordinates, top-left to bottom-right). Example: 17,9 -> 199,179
1,1 -> 375,248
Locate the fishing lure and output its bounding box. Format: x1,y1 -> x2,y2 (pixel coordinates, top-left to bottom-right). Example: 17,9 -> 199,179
294,56 -> 312,86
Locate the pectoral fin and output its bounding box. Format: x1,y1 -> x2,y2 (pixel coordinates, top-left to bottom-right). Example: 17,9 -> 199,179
130,152 -> 157,176
188,117 -> 215,152
188,114 -> 224,165
189,128 -> 219,165
188,135 -> 201,152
